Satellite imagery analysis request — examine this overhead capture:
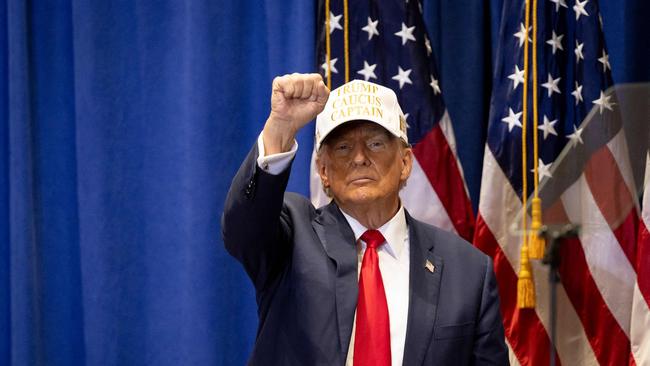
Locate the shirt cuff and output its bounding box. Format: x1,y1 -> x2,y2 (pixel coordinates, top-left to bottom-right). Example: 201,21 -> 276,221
256,133 -> 298,175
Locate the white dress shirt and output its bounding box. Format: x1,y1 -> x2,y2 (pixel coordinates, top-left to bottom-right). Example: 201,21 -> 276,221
341,207 -> 410,366
256,133 -> 298,175
256,133 -> 411,366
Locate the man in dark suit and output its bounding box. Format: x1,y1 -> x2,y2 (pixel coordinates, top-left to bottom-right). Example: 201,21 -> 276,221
222,73 -> 509,365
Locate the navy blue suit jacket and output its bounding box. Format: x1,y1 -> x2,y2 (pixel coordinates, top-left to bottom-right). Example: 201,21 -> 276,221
222,145 -> 509,365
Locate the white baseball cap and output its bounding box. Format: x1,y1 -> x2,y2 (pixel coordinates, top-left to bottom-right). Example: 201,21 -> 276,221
315,79 -> 408,150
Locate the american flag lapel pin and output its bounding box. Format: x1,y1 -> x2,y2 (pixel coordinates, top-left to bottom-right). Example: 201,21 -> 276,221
425,260 -> 435,273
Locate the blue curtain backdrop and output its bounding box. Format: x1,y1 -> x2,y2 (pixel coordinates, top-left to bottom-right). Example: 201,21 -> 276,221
1,0 -> 648,365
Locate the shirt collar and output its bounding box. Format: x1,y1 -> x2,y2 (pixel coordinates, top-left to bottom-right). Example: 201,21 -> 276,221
339,205 -> 408,260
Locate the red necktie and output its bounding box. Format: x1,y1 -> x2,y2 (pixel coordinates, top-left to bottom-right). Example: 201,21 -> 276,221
354,229 -> 391,366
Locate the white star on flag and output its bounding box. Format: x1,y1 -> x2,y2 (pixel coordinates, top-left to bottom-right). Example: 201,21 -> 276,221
533,158 -> 553,181
567,124 -> 584,147
592,90 -> 614,114
572,82 -> 583,104
357,61 -> 377,81
392,66 -> 413,89
429,75 -> 441,95
328,12 -> 343,34
550,0 -> 568,12
598,50 -> 611,72
546,30 -> 564,54
541,73 -> 562,97
362,17 -> 379,40
575,40 -> 585,62
514,23 -> 532,47
394,22 -> 416,45
538,115 -> 558,139
508,65 -> 525,89
321,58 -> 338,76
573,0 -> 589,20
501,108 -> 523,132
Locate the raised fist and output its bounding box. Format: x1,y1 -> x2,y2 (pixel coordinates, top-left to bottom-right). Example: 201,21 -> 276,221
263,73 -> 330,154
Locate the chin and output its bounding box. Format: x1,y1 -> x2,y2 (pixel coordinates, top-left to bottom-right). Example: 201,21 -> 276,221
345,189 -> 380,204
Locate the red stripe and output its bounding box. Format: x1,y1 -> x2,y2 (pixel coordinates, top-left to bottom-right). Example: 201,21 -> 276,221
584,146 -> 637,265
546,202 -> 632,365
638,218 -> 650,306
413,125 -> 474,241
611,210 -> 640,272
558,238 -> 632,365
474,215 -> 557,366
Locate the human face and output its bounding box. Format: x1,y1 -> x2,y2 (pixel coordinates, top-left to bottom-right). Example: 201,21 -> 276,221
317,121 -> 412,210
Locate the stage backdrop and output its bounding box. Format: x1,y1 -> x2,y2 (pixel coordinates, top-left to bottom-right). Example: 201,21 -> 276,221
1,0 -> 648,365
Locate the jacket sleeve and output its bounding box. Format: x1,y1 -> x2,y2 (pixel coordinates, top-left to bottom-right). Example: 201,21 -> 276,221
221,143 -> 294,292
473,256 -> 510,365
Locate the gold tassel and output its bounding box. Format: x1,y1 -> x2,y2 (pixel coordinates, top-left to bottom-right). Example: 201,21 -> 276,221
517,243 -> 536,308
528,197 -> 546,259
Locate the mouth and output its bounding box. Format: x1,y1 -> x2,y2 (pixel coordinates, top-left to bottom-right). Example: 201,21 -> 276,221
349,177 -> 375,184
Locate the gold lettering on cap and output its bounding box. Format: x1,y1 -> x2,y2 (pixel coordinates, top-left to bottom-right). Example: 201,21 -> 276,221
399,114 -> 406,133
331,105 -> 384,121
329,82 -> 386,123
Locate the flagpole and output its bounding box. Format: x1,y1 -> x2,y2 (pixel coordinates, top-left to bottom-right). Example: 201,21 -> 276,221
540,224 -> 580,366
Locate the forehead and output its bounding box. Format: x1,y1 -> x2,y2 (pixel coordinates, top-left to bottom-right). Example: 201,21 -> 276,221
323,120 -> 391,143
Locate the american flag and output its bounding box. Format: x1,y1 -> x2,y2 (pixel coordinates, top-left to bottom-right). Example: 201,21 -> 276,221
311,0 -> 475,242
474,0 -> 650,364
637,153 -> 650,365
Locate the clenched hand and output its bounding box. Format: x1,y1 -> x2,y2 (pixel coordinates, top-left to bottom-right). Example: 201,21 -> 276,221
262,73 -> 330,155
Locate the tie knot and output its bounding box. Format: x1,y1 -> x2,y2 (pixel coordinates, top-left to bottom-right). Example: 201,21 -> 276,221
360,229 -> 385,249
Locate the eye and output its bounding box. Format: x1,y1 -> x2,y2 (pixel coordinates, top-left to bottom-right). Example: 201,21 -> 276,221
335,143 -> 350,151
332,142 -> 352,156
367,140 -> 386,151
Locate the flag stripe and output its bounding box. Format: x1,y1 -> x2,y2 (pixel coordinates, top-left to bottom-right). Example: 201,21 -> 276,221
553,225 -> 633,364
638,217 -> 650,305
559,235 -> 632,366
605,130 -> 640,213
438,111 -> 470,195
412,124 -> 474,241
506,338 -> 523,366
561,174 -> 636,335
611,210 -> 640,276
475,215 -> 556,366
584,145 -> 637,265
636,154 -> 650,305
631,155 -> 650,365
632,283 -> 650,365
400,157 -> 456,233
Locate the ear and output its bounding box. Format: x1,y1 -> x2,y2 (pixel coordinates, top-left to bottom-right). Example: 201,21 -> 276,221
400,147 -> 413,182
316,154 -> 330,189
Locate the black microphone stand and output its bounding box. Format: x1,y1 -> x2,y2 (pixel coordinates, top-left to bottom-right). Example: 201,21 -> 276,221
538,224 -> 580,366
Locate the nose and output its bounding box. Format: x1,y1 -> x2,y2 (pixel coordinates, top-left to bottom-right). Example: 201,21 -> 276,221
351,144 -> 371,166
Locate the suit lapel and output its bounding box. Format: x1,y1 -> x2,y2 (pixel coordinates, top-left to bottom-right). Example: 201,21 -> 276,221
402,212 -> 443,366
312,202 -> 358,358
